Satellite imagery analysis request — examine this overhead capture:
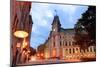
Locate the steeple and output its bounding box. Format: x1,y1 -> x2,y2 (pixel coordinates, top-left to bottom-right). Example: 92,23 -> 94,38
52,10 -> 61,25
52,10 -> 61,32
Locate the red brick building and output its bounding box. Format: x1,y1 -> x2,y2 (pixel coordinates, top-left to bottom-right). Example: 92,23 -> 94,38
11,0 -> 33,65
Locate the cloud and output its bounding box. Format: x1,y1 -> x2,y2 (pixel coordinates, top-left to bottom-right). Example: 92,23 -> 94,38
30,3 -> 88,48
31,3 -> 53,28
46,10 -> 54,18
57,5 -> 81,22
30,3 -> 54,48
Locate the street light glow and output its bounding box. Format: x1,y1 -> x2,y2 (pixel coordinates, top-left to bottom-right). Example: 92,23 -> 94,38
31,56 -> 36,61
14,30 -> 28,38
22,38 -> 28,49
41,53 -> 44,56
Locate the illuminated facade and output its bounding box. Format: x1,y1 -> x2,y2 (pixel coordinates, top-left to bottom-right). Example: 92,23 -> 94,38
11,0 -> 33,65
43,15 -> 96,62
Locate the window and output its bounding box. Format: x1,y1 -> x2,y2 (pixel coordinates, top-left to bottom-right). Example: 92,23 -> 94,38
66,49 -> 68,53
73,48 -> 75,53
69,48 -> 71,54
53,42 -> 55,47
66,41 -> 67,46
60,41 -> 62,46
76,48 -> 78,50
60,35 -> 61,39
90,47 -> 92,52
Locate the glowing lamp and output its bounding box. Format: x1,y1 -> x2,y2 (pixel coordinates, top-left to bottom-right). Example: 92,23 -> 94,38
14,30 -> 28,38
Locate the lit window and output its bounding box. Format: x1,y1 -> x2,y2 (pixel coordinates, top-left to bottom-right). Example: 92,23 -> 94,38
53,49 -> 56,57
41,53 -> 44,56
37,53 -> 40,57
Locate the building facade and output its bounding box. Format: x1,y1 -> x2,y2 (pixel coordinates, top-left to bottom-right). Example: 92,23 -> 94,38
11,0 -> 33,65
40,15 -> 96,62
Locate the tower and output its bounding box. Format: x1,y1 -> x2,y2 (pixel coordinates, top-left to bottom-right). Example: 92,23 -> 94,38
50,10 -> 61,59
52,11 -> 61,34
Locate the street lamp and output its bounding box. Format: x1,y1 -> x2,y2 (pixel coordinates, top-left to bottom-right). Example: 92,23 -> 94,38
14,30 -> 28,38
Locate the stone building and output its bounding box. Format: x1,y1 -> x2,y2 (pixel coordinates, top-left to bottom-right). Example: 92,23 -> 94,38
39,14 -> 96,61
11,0 -> 33,65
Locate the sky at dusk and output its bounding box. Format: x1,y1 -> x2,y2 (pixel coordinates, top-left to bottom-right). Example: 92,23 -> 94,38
30,2 -> 88,49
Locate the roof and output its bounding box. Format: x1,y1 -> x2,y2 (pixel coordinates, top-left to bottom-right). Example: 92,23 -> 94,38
60,28 -> 75,34
52,15 -> 61,26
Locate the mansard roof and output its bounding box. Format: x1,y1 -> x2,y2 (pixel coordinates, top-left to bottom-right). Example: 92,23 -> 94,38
60,28 -> 75,34
60,27 -> 88,35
